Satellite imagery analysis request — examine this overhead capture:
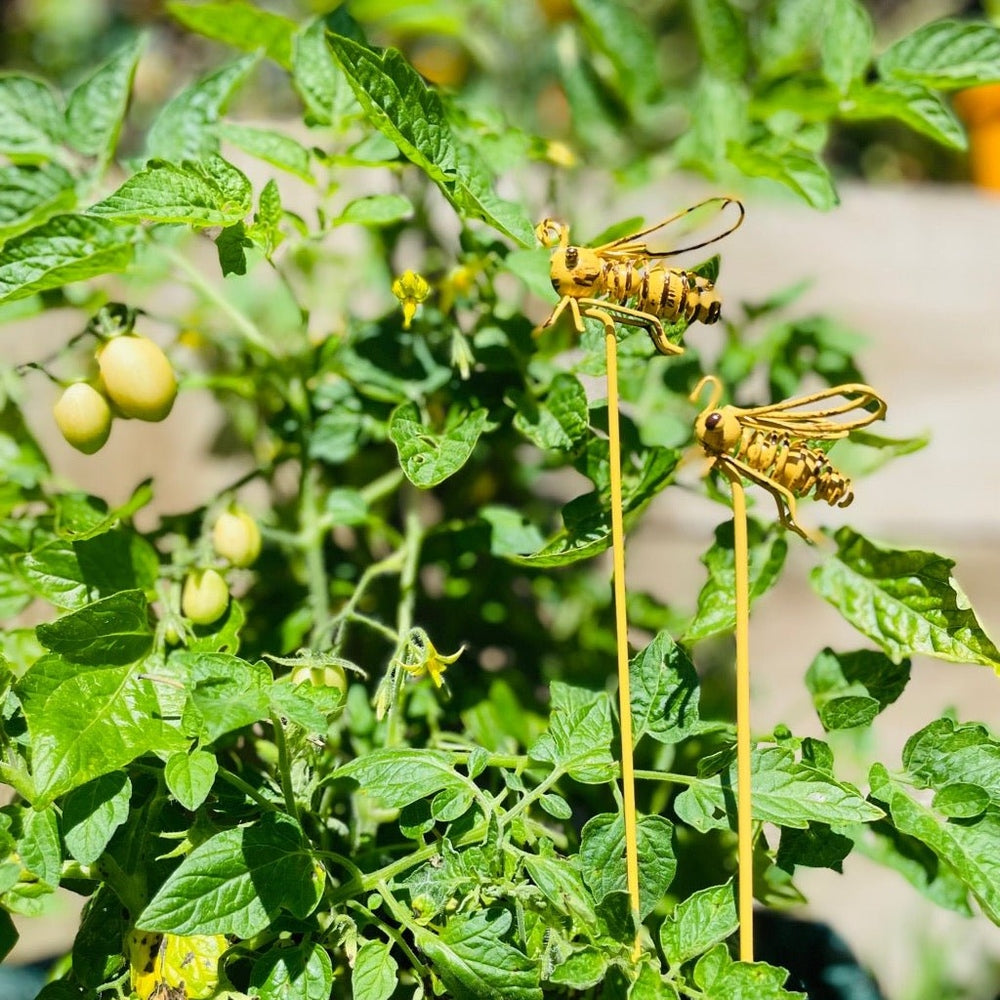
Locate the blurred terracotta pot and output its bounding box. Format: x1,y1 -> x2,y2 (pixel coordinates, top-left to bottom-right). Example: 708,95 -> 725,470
954,82 -> 1000,191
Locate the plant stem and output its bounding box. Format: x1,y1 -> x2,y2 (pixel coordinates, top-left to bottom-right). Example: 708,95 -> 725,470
270,712 -> 299,821
301,463 -> 332,648
160,244 -> 275,356
385,496 -> 423,747
216,768 -> 281,811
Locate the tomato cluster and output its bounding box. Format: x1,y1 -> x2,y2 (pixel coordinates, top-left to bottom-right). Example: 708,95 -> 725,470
53,333 -> 177,454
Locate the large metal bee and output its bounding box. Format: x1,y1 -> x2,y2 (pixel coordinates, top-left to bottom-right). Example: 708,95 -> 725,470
535,197 -> 745,355
690,375 -> 887,540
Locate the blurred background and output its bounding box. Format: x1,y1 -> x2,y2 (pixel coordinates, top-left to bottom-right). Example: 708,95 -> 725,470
2,1 -> 999,998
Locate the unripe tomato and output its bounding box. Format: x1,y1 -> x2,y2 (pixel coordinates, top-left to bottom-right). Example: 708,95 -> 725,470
97,334 -> 177,421
291,663 -> 348,698
53,383 -> 113,454
212,509 -> 262,567
181,569 -> 229,625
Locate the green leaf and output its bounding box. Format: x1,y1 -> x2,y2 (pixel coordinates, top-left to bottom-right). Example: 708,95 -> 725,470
334,193 -> 414,227
352,939 -> 398,1000
414,909 -> 542,1000
181,652 -> 271,743
138,814 -> 323,936
167,0 -> 296,68
479,505 -> 546,558
72,885 -> 128,986
0,163 -> 76,243
870,765 -> 1000,924
684,519 -> 788,644
218,122 -> 314,182
511,372 -> 589,452
521,850 -> 599,932
820,0 -> 873,94
269,681 -> 337,733
842,81 -> 966,150
17,529 -> 159,610
674,746 -> 884,832
756,0 -> 825,80
88,155 -> 252,227
336,748 -> 475,810
579,813 -> 676,918
854,819 -> 971,915
573,0 -> 660,108
629,631 -> 702,746
19,806 -> 61,886
903,718 -> 1000,805
250,941 -> 334,1000
805,647 -> 910,730
53,483 -> 153,543
36,590 -> 152,665
164,750 -> 218,812
291,17 -> 357,126
660,881 -> 738,967
508,448 -> 680,568
0,75 -> 64,162
675,74 -> 748,173
65,36 -> 143,162
146,55 -> 258,162
0,214 -> 135,304
62,772 -> 131,864
688,0 -> 749,80
727,142 -> 838,209
810,528 -> 1000,670
776,822 -> 853,872
528,681 -> 615,783
547,946 -> 608,990
325,34 -> 534,246
215,222 -> 252,277
17,654 -> 185,804
389,403 -> 490,488
879,19 -> 1000,90
694,943 -> 806,999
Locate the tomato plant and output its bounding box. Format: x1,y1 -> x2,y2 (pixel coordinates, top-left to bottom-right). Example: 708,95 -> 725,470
1,3 -> 1000,1000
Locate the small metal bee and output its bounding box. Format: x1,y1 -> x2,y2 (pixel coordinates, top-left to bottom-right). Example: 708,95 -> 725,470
535,197 -> 745,355
690,375 -> 887,540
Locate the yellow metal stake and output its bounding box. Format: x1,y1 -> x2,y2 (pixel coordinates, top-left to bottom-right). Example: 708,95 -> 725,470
723,468 -> 755,962
589,308 -> 641,955
689,374 -> 888,964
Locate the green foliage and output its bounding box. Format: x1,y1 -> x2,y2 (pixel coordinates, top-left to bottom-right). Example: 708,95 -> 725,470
0,3 -> 998,999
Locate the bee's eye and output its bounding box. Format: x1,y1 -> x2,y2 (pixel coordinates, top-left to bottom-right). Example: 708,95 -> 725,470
705,412 -> 723,430
565,246 -> 579,268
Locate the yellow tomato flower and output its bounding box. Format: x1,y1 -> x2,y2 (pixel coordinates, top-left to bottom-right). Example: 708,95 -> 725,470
391,270 -> 430,329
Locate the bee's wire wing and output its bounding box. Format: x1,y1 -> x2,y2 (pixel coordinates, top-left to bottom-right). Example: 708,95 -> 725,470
595,197 -> 744,259
737,385 -> 887,438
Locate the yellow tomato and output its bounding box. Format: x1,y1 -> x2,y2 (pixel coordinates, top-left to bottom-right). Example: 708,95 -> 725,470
211,509 -> 262,567
97,334 -> 177,421
181,569 -> 229,626
53,382 -> 113,454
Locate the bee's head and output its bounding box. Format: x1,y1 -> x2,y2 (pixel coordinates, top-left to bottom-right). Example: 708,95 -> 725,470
695,407 -> 742,453
549,244 -> 602,295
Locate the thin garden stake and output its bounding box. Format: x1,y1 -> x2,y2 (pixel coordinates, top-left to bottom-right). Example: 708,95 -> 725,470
690,374 -> 888,964
589,307 -> 642,954
722,466 -> 755,962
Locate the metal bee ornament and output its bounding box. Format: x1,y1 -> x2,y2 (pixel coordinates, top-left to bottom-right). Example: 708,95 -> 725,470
535,197 -> 745,355
690,375 -> 887,540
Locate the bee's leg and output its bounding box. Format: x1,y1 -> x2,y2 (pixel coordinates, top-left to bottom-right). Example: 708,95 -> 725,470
536,294 -> 572,334
724,456 -> 813,542
579,299 -> 682,356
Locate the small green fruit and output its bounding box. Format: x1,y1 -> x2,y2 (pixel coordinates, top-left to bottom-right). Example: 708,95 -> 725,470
212,509 -> 262,567
53,383 -> 113,454
181,569 -> 229,626
97,334 -> 177,421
